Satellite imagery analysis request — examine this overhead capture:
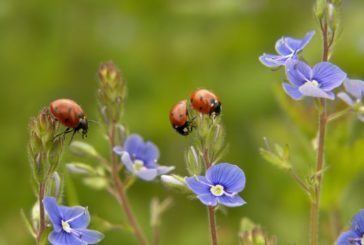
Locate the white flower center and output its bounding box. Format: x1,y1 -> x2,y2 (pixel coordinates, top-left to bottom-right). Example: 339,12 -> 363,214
133,160 -> 145,172
210,184 -> 225,197
61,220 -> 72,233
306,80 -> 319,87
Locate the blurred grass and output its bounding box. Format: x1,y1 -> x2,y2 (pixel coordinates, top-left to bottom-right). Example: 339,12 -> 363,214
1,0 -> 364,244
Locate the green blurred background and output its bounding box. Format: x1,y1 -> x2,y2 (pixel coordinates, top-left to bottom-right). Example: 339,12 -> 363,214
2,0 -> 364,244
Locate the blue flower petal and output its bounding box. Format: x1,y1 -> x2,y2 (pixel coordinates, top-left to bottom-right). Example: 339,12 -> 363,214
43,197 -> 62,232
206,163 -> 246,193
344,79 -> 364,99
283,31 -> 315,53
336,230 -> 360,245
298,83 -> 334,100
48,231 -> 85,245
338,92 -> 355,106
312,62 -> 346,91
259,53 -> 288,68
275,37 -> 294,56
121,152 -> 136,173
352,210 -> 364,234
136,168 -> 159,181
286,60 -> 312,86
197,194 -> 218,206
156,166 -> 175,175
218,195 -> 246,207
74,229 -> 104,244
185,176 -> 211,195
123,134 -> 144,157
58,206 -> 90,229
137,141 -> 160,162
282,83 -> 303,100
113,146 -> 124,155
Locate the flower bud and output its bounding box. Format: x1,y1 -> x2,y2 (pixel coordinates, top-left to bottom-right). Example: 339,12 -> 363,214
28,108 -> 64,184
69,141 -> 99,159
185,146 -> 203,175
97,62 -> 127,126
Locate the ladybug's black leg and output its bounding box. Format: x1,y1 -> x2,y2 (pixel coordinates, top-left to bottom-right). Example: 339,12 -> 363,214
69,129 -> 77,144
54,128 -> 73,140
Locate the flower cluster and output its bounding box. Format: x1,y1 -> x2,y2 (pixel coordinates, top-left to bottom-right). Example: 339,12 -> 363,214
260,31 -> 347,101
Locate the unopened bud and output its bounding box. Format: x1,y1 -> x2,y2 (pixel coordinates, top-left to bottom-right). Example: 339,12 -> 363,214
69,141 -> 99,159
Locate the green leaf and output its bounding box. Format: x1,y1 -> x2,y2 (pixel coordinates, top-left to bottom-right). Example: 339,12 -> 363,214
20,209 -> 36,238
260,148 -> 291,170
82,176 -> 108,190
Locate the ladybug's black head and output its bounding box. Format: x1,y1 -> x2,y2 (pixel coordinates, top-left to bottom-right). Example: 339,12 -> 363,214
174,122 -> 192,136
77,116 -> 88,138
210,99 -> 222,116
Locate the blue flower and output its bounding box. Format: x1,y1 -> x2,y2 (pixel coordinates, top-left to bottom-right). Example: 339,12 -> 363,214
338,79 -> 364,121
113,134 -> 174,181
43,196 -> 104,245
282,60 -> 346,100
259,31 -> 315,68
336,210 -> 364,245
185,163 -> 246,207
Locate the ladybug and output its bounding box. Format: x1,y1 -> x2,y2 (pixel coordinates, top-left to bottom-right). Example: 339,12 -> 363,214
169,100 -> 192,136
190,89 -> 221,116
49,99 -> 88,139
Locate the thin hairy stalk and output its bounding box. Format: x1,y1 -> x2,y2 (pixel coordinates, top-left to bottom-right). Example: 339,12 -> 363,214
202,146 -> 218,245
109,124 -> 148,245
208,206 -> 218,245
36,182 -> 46,245
309,16 -> 331,245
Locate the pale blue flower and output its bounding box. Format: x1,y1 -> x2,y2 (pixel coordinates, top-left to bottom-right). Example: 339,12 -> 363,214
338,79 -> 364,121
185,163 -> 246,207
283,60 -> 346,100
113,134 -> 174,181
43,196 -> 103,245
259,31 -> 315,68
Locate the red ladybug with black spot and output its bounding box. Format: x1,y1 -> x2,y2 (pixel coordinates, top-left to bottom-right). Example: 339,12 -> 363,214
190,89 -> 221,116
49,99 -> 88,139
169,100 -> 192,136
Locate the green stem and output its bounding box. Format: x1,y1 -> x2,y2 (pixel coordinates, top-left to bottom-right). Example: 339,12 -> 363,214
109,124 -> 148,245
309,99 -> 327,245
36,182 -> 46,245
208,206 -> 218,245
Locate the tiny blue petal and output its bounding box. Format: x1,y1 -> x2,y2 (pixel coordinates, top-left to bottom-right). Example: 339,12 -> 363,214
206,163 -> 246,193
312,62 -> 346,91
58,205 -> 89,229
113,146 -> 124,155
217,195 -> 246,207
344,79 -> 364,99
197,194 -> 218,206
336,230 -> 361,245
352,210 -> 364,234
74,229 -> 104,244
43,197 -> 62,232
285,60 -> 312,87
48,231 -> 85,245
337,92 -> 355,106
282,83 -> 303,100
136,169 -> 159,181
185,176 -> 211,195
298,82 -> 334,100
259,54 -> 289,68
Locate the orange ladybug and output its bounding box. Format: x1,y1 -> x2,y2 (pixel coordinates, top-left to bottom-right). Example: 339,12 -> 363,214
50,99 -> 88,139
190,89 -> 221,116
169,100 -> 192,136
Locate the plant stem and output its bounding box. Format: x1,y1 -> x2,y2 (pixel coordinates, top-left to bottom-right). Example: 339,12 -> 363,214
208,206 -> 218,245
109,123 -> 148,245
36,182 -> 46,245
309,99 -> 327,245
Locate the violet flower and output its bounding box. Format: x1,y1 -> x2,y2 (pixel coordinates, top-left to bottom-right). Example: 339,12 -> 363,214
113,134 -> 174,181
185,163 -> 246,207
338,79 -> 364,121
336,210 -> 364,245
